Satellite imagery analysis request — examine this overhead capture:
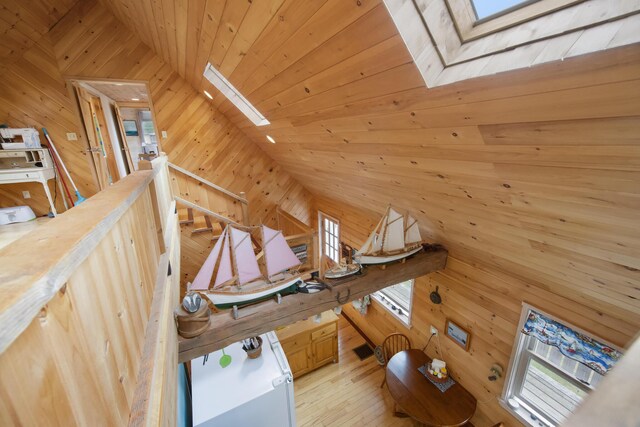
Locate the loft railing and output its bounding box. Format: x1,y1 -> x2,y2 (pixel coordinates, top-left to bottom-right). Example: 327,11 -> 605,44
168,162 -> 249,226
0,155 -> 179,426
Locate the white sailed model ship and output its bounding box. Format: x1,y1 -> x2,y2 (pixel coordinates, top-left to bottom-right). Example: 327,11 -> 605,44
354,206 -> 423,265
189,225 -> 304,308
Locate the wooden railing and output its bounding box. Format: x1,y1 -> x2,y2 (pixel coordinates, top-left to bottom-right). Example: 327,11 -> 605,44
0,155 -> 179,426
168,162 -> 248,225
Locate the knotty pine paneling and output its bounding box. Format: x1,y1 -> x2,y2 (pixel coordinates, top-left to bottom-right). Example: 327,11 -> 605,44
95,0 -> 639,324
0,0 -> 78,64
0,35 -> 99,216
48,0 -> 313,283
315,196 -> 639,427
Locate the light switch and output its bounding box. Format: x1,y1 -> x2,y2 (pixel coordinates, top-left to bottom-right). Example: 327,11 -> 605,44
67,132 -> 78,141
22,191 -> 31,199
161,130 -> 168,139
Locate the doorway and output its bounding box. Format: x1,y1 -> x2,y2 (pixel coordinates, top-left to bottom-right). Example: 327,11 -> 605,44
70,79 -> 159,190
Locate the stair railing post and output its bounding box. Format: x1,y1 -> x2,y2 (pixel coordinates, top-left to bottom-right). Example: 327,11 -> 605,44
240,191 -> 249,226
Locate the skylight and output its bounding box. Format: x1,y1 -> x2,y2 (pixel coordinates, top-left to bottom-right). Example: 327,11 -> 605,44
471,0 -> 534,20
203,63 -> 270,127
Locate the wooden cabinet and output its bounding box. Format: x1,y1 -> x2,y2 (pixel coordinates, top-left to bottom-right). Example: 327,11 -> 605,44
276,311 -> 339,378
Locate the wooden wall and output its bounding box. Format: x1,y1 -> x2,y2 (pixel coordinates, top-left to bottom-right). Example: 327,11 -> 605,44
0,168 -> 169,426
315,196 -> 639,427
93,0 -> 640,328
0,0 -> 313,283
0,35 -> 99,216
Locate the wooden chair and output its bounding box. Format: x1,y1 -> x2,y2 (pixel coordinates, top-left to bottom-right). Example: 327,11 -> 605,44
380,333 -> 412,388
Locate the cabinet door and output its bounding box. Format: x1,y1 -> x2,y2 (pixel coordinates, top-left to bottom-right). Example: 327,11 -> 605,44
286,346 -> 312,378
312,335 -> 337,367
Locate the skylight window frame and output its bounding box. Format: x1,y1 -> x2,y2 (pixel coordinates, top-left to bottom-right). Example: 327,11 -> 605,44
203,63 -> 270,127
444,0 -> 584,42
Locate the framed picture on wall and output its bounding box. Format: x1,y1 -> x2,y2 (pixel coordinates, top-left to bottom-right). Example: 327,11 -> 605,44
123,120 -> 138,136
445,319 -> 471,351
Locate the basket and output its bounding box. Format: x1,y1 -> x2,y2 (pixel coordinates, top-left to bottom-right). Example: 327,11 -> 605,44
174,302 -> 210,338
243,336 -> 263,359
425,363 -> 449,383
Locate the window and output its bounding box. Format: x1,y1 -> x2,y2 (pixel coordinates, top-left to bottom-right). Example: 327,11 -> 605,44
203,63 -> 270,127
372,280 -> 414,327
319,212 -> 340,263
385,0 -> 639,87
501,305 -> 620,427
471,0 -> 534,21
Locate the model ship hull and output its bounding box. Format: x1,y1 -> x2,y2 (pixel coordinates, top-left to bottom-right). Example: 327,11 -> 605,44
324,263 -> 361,279
354,245 -> 422,265
206,274 -> 304,309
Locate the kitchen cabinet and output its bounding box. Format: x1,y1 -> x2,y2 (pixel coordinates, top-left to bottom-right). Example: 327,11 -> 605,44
276,311 -> 339,378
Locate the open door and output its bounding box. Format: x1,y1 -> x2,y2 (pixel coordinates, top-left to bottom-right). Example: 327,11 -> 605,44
74,85 -> 120,188
113,103 -> 135,173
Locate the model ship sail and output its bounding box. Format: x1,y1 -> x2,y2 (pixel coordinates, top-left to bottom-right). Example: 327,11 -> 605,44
190,227 -> 230,291
262,225 -> 301,278
230,227 -> 262,285
354,206 -> 423,265
190,224 -> 305,308
404,214 -> 422,245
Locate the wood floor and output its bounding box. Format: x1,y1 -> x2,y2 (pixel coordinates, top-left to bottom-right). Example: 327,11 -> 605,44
294,316 -> 414,427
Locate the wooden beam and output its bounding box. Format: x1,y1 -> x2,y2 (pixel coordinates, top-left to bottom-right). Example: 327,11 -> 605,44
168,162 -> 248,204
178,248 -> 448,362
174,197 -> 243,228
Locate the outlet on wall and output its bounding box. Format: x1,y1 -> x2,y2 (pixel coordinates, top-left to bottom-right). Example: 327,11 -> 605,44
161,130 -> 168,139
22,191 -> 31,199
430,325 -> 438,336
66,132 -> 78,141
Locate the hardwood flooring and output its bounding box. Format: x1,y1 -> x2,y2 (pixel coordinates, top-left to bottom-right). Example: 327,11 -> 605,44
294,316 -> 414,427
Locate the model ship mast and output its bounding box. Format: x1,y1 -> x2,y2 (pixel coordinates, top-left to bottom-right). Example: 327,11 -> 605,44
189,224 -> 304,308
354,206 -> 423,265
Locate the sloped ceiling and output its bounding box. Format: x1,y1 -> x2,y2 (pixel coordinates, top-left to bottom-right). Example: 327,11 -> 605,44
0,0 -> 79,64
100,0 -> 640,321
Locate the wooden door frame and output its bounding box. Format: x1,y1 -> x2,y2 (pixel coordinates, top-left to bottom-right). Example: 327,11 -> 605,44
112,103 -> 135,173
72,84 -> 111,189
65,77 -> 162,189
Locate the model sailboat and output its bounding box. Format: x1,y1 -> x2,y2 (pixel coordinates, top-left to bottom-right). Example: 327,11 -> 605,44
354,206 -> 423,265
189,225 -> 304,308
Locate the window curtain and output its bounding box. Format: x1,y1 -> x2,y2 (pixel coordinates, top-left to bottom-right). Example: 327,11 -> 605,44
522,310 -> 622,375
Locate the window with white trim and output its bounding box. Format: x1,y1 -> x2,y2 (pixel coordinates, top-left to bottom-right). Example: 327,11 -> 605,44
501,305 -> 617,427
319,212 -> 340,263
372,280 -> 414,327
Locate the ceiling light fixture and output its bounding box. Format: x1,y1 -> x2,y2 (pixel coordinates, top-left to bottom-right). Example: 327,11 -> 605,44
203,63 -> 270,127
204,90 -> 213,100
131,98 -> 140,101
266,135 -> 276,144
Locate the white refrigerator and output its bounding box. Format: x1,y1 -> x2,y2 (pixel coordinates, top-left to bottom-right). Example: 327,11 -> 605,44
191,331 -> 296,427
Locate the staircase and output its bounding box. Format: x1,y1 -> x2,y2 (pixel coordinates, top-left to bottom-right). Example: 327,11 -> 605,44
168,162 -> 316,290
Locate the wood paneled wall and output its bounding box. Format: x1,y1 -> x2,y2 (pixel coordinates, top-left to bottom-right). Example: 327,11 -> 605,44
0,166 -> 172,426
0,35 -> 99,216
315,196 -> 640,427
1,0 -> 313,283
0,0 -> 78,64
93,0 -> 640,328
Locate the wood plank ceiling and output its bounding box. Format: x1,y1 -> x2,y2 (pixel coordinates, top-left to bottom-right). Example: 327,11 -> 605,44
0,0 -> 79,64
98,0 -> 640,322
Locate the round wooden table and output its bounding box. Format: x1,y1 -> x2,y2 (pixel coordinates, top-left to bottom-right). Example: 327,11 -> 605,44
386,349 -> 477,426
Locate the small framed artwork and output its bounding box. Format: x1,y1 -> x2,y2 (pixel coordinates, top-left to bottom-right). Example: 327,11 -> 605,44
123,120 -> 138,136
445,319 -> 471,351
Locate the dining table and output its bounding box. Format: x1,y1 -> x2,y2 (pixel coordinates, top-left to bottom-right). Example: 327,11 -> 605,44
386,349 -> 477,426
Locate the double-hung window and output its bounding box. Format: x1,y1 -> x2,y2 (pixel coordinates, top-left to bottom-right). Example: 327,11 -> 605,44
501,304 -> 622,427
372,280 -> 414,327
319,212 -> 340,263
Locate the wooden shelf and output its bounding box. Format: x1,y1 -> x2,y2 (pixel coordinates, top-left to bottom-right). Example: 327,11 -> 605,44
178,248 -> 448,362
